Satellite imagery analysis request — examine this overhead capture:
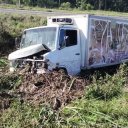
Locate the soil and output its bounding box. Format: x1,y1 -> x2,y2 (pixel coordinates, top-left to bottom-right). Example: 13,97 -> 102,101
17,71 -> 88,110
0,64 -> 120,110
0,69 -> 89,110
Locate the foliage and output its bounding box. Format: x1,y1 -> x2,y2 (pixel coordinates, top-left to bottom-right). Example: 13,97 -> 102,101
36,0 -> 57,8
59,2 -> 71,10
0,59 -> 7,67
60,65 -> 128,127
76,0 -> 94,10
1,0 -> 128,12
38,105 -> 61,127
80,3 -> 94,10
0,74 -> 21,91
0,14 -> 46,54
61,93 -> 128,127
0,64 -> 128,127
85,65 -> 127,100
0,100 -> 62,128
0,100 -> 40,128
0,14 -> 47,37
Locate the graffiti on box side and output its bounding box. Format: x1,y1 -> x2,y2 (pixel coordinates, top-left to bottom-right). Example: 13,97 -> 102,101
89,19 -> 128,66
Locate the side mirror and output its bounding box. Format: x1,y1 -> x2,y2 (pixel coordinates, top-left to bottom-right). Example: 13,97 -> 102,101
59,36 -> 68,50
15,37 -> 21,49
58,41 -> 66,50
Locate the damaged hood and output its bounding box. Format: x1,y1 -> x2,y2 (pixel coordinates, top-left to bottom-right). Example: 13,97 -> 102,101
8,44 -> 46,60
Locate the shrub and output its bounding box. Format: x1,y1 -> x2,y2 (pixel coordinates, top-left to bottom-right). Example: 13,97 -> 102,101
38,105 -> 61,127
79,3 -> 94,10
0,74 -> 21,91
0,14 -> 47,54
85,64 -> 126,100
61,94 -> 128,127
0,59 -> 7,67
59,2 -> 71,10
0,100 -> 40,128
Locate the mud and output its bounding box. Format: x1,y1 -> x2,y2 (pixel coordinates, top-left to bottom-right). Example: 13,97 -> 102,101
0,64 -> 119,110
17,71 -> 88,110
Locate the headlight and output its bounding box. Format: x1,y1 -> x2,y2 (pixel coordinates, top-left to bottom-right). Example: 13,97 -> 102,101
9,60 -> 15,67
9,67 -> 15,72
9,60 -> 16,72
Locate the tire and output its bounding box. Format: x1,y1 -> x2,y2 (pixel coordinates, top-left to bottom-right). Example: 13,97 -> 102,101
58,68 -> 68,75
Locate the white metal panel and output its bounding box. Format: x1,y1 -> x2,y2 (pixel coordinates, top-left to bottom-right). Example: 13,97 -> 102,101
72,15 -> 88,68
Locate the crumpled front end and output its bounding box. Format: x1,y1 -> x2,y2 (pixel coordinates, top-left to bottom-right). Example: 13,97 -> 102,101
8,44 -> 50,74
10,58 -> 48,74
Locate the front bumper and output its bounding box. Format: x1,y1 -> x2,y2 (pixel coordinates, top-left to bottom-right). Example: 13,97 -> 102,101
9,58 -> 49,74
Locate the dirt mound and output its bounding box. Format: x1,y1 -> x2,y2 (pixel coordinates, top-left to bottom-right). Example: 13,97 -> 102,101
16,71 -> 88,110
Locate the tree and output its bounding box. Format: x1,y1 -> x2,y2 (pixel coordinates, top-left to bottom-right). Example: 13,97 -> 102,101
36,0 -> 57,8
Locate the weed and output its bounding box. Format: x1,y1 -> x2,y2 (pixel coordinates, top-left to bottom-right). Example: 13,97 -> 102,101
59,65 -> 128,127
0,14 -> 47,54
61,93 -> 128,127
0,65 -> 128,127
0,59 -> 7,67
85,64 -> 127,100
38,104 -> 61,127
0,100 -> 40,128
0,74 -> 21,91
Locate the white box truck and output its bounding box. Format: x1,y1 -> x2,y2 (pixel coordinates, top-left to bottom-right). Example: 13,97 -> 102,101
8,14 -> 128,75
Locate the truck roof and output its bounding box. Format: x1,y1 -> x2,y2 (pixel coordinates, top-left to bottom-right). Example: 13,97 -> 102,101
48,14 -> 128,22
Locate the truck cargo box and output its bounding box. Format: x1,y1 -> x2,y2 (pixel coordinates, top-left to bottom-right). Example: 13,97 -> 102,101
87,15 -> 128,69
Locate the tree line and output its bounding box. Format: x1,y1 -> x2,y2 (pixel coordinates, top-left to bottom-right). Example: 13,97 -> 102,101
0,0 -> 128,12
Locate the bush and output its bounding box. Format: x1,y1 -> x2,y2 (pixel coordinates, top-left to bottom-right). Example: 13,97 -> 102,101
0,14 -> 47,54
38,105 -> 60,127
85,64 -> 126,100
79,3 -> 94,10
59,2 -> 71,10
0,74 -> 21,91
0,100 -> 40,128
61,94 -> 128,127
0,59 -> 7,67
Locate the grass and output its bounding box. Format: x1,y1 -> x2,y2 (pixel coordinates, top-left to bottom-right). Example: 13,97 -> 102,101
0,58 -> 7,67
0,13 -> 47,54
0,64 -> 128,128
0,100 -> 41,128
61,93 -> 128,128
85,65 -> 126,100
0,13 -> 46,37
0,93 -> 127,128
60,65 -> 128,127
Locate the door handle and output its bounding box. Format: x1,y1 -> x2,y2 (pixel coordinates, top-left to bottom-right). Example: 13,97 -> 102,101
75,53 -> 80,55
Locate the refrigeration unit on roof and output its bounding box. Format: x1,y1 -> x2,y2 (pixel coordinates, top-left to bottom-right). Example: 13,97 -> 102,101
52,18 -> 73,25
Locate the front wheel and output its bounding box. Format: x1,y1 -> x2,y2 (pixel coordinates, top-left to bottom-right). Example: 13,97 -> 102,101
58,68 -> 68,75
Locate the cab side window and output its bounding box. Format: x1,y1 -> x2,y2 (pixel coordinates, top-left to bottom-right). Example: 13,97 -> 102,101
59,29 -> 77,48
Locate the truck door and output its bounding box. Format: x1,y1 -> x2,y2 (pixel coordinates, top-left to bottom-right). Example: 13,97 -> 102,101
58,28 -> 81,75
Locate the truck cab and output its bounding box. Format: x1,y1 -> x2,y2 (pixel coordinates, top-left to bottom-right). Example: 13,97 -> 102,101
8,16 -> 87,75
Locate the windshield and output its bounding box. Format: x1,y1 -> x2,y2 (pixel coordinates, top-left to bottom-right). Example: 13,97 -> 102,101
21,27 -> 57,50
